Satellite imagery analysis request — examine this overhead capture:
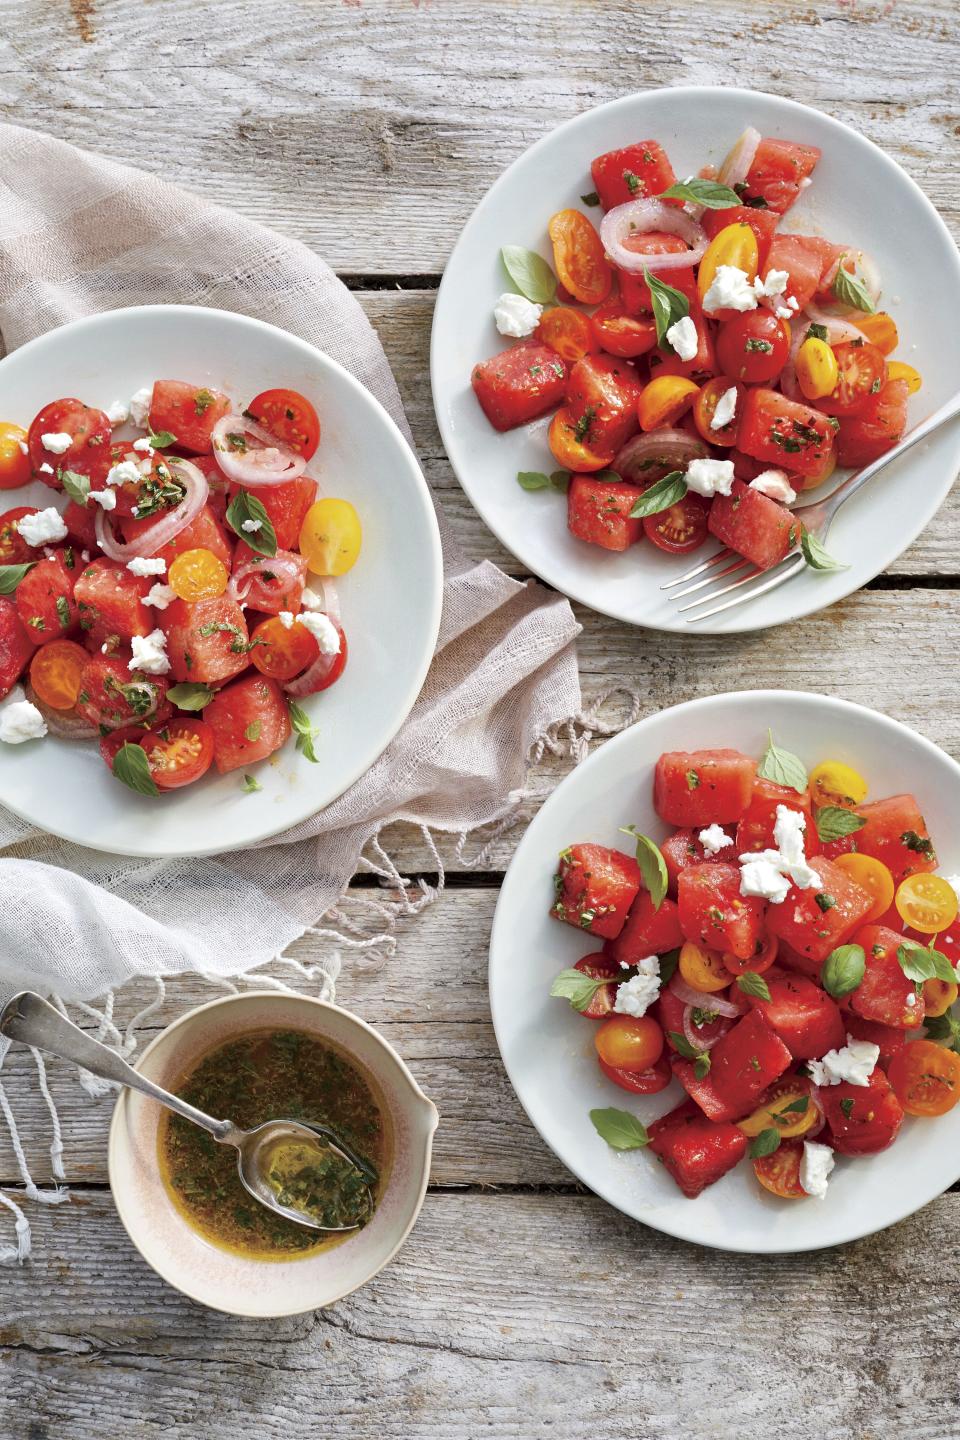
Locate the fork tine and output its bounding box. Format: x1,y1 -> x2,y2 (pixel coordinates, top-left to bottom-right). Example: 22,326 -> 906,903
660,546 -> 733,590
675,562 -> 764,612
682,554 -> 806,622
669,554 -> 753,599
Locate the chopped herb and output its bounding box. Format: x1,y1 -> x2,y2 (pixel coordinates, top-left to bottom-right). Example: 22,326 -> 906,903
241,773 -> 263,794
244,720 -> 262,742
26,616 -> 45,631
288,699 -> 319,764
901,830 -> 935,857
622,168 -> 643,194
580,191 -> 600,207
806,322 -> 829,342
815,893 -> 836,913
147,430 -> 177,449
194,389 -> 215,416
745,338 -> 774,354
839,1097 -> 855,1118
55,595 -> 71,628
573,406 -> 597,444
686,769 -> 701,791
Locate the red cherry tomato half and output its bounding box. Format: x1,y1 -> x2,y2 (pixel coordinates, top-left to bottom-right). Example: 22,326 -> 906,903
642,491 -> 709,554
140,718 -> 215,790
716,312 -> 791,384
816,341 -> 887,417
246,388 -> 321,461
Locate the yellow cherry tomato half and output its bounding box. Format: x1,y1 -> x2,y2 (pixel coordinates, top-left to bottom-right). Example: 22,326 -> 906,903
637,375 -> 700,433
697,222 -> 759,303
167,547 -> 228,602
833,854 -> 895,924
856,311 -> 899,356
737,1079 -> 817,1139
594,1014 -> 664,1072
299,498 -> 362,576
796,337 -> 840,401
0,421 -> 32,490
895,874 -> 959,934
678,940 -> 730,994
886,360 -> 922,395
809,759 -> 868,809
923,977 -> 959,1019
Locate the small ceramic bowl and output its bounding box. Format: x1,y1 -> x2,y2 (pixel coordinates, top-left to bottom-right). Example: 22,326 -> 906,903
108,992 -> 438,1315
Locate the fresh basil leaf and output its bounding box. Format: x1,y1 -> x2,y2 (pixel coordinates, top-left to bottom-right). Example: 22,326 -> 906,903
658,948 -> 680,986
550,967 -> 611,1013
147,430 -> 177,449
806,322 -> 829,343
589,1107 -> 650,1151
60,469 -> 91,505
288,699 -> 319,764
757,730 -> 808,793
749,1128 -> 782,1159
500,245 -> 557,305
241,773 -> 263,794
580,191 -> 600,207
801,530 -> 848,573
0,562 -> 36,595
815,806 -> 866,844
628,471 -> 687,519
643,268 -> 690,348
166,681 -> 214,711
225,490 -> 277,557
832,258 -> 877,315
924,1011 -> 960,1053
111,742 -> 159,798
550,470 -> 571,494
619,826 -> 668,911
659,178 -> 741,209
777,1096 -> 810,1117
736,971 -> 771,1001
821,944 -> 865,999
668,1030 -> 698,1060
896,940 -> 953,984
517,471 -> 552,492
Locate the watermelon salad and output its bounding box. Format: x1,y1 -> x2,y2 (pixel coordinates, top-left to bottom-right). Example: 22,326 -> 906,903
549,738 -> 960,1202
0,381 -> 361,796
472,128 -> 920,573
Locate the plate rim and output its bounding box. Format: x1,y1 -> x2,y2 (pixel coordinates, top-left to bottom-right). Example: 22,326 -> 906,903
0,304 -> 445,858
488,688 -> 960,1253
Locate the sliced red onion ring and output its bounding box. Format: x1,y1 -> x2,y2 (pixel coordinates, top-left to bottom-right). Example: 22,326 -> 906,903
95,457 -> 209,561
600,199 -> 708,274
802,304 -> 870,343
316,577 -> 340,626
681,1004 -> 731,1053
718,126 -> 761,190
24,683 -> 98,741
806,1086 -> 827,1138
283,642 -> 340,698
668,974 -> 741,1016
211,414 -> 307,487
614,429 -> 708,485
227,551 -> 304,607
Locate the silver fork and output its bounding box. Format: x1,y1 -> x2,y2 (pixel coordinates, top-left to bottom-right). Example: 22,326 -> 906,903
662,389 -> 960,623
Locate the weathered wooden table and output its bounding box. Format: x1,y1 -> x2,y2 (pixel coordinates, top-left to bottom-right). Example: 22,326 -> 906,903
1,2 -> 958,1435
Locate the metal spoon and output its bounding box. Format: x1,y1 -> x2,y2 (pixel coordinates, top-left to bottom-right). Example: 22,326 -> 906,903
0,990 -> 376,1233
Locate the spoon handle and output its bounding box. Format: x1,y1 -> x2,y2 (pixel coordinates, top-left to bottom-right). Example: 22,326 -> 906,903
0,991 -> 237,1142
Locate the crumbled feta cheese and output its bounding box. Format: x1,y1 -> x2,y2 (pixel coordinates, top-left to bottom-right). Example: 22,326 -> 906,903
739,857 -> 791,904
106,459 -> 142,488
808,1036 -> 880,1088
612,956 -> 661,1018
665,314 -> 699,361
101,642 -> 110,654
129,629 -> 170,674
299,587 -> 323,611
710,385 -> 738,432
38,462 -> 54,475
787,296 -> 799,311
699,823 -> 733,857
753,268 -> 790,300
40,432 -> 73,455
773,805 -> 821,889
702,265 -> 758,315
127,556 -> 167,577
88,488 -> 117,511
774,305 -> 792,320
906,992 -> 917,1008
296,610 -> 341,655
685,457 -> 735,498
240,519 -> 262,533
16,507 -> 68,546
278,611 -> 295,630
144,583 -> 176,610
750,469 -> 797,504
105,400 -> 130,425
799,1141 -> 835,1199
0,686 -> 47,744
16,439 -> 28,456
132,436 -> 155,455
493,292 -> 543,338
129,387 -> 152,426
739,805 -> 821,903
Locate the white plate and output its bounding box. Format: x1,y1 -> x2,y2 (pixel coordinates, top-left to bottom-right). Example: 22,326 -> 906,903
489,691 -> 960,1253
432,87 -> 960,633
0,306 -> 443,857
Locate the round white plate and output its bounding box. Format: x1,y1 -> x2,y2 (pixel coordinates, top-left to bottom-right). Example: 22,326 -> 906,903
0,306 -> 443,857
489,691 -> 960,1252
432,87 -> 960,633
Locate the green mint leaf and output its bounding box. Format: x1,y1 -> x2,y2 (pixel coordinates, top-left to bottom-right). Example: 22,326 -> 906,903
832,257 -> 877,315
288,699 -> 319,764
589,1107 -> 650,1151
619,827 -> 668,911
801,530 -> 849,573
628,471 -> 687,519
658,178 -> 742,209
0,562 -> 36,595
580,191 -> 600,207
815,806 -> 866,844
60,469 -> 91,505
924,1011 -> 960,1054
166,682 -> 215,711
111,742 -> 159,798
736,971 -> 771,1001
821,944 -> 866,998
644,268 -> 690,349
516,471 -> 552,492
241,773 -> 263,793
749,1128 -> 782,1159
500,245 -> 557,305
757,730 -> 808,793
147,430 -> 177,449
225,490 -> 278,558
549,967 -> 610,1013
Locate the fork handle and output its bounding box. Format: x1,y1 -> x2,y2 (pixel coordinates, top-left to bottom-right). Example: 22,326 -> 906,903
794,388 -> 960,512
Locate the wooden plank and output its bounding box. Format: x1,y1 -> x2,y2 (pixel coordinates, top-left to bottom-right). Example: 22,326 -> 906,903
1,1 -> 956,273
2,1187 -> 960,1440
